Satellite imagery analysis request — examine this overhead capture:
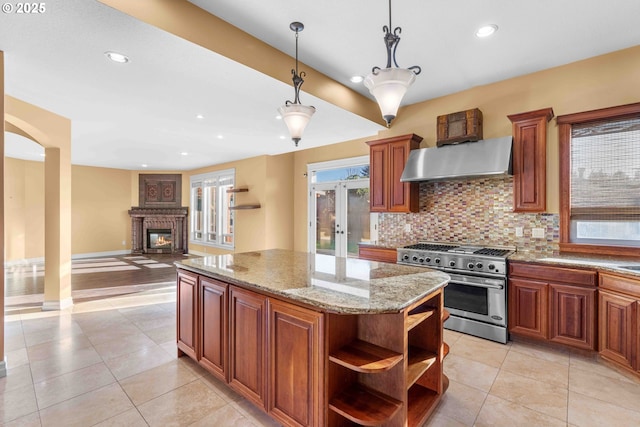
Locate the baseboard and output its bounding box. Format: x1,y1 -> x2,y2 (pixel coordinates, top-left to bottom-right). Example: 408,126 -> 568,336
42,297 -> 74,311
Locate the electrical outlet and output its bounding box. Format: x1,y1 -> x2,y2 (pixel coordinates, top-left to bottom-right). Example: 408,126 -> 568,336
122,240 -> 126,246
532,228 -> 545,238
515,227 -> 523,237
404,224 -> 412,232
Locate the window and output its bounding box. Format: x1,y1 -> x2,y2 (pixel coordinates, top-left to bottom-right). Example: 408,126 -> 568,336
190,169 -> 235,249
558,103 -> 640,256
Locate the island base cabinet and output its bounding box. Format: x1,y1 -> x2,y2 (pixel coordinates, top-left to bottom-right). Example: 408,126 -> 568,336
177,270 -> 198,359
199,277 -> 228,381
229,286 -> 267,410
268,299 -> 324,427
599,290 -> 637,371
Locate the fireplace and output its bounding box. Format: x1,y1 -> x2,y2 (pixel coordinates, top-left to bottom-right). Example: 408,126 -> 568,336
147,229 -> 173,250
129,208 -> 188,254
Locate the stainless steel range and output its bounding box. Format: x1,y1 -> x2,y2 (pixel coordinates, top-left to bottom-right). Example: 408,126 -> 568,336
397,242 -> 514,344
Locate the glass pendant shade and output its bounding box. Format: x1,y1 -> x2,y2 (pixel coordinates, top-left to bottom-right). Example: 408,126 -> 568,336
278,103 -> 316,146
364,67 -> 416,126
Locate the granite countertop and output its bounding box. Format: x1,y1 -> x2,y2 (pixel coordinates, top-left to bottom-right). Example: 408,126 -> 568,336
175,249 -> 449,314
508,251 -> 640,279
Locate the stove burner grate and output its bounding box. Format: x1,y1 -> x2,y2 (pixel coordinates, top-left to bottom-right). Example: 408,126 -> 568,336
403,243 -> 459,252
473,248 -> 512,257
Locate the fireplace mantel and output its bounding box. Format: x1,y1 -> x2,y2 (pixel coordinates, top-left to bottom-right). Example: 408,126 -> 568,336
128,207 -> 188,254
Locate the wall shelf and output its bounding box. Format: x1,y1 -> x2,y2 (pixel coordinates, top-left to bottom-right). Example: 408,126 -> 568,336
229,204 -> 261,210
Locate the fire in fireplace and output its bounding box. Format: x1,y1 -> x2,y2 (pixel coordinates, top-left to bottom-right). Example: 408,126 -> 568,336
147,229 -> 173,250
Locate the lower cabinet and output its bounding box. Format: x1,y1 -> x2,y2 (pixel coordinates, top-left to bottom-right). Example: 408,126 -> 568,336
508,262 -> 597,350
199,277 -> 228,382
268,298 -> 323,427
177,269 -> 324,426
599,273 -> 640,374
229,286 -> 267,409
177,270 -> 198,359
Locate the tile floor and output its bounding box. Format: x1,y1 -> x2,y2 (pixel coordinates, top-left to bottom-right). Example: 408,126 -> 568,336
3,268 -> 640,426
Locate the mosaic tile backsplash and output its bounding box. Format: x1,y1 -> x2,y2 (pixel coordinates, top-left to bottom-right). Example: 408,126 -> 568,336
377,177 -> 559,253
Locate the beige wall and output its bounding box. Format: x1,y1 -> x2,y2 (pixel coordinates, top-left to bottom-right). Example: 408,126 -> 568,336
4,159 -> 135,261
72,165 -> 133,254
4,158 -> 45,260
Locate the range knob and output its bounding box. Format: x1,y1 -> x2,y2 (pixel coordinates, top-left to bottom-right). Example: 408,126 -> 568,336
425,257 -> 431,263
467,262 -> 475,269
448,260 -> 455,267
402,254 -> 409,261
434,258 -> 441,264
476,262 -> 483,269
419,258 -> 425,263
412,256 -> 418,262
488,264 -> 496,270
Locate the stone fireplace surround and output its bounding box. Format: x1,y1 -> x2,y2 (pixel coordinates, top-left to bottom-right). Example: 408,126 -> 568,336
128,207 -> 189,254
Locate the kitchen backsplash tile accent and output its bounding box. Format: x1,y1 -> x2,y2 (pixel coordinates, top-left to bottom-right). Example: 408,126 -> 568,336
377,177 -> 559,253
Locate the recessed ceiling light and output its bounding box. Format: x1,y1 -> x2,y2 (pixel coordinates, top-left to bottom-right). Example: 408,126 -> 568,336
217,135 -> 224,139
181,152 -> 188,156
141,164 -> 148,168
196,114 -> 204,119
476,24 -> 498,38
350,75 -> 364,83
275,115 -> 282,120
279,135 -> 286,140
104,51 -> 130,63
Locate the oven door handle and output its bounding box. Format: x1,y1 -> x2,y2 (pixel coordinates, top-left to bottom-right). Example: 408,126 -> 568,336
447,273 -> 505,290
448,281 -> 504,290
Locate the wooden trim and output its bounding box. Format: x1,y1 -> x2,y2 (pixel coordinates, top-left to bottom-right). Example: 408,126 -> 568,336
365,133 -> 424,147
558,104 -> 640,257
556,102 -> 640,124
507,107 -> 554,124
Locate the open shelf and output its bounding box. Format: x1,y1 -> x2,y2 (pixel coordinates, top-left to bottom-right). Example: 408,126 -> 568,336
406,346 -> 437,387
329,339 -> 403,373
329,383 -> 403,426
226,187 -> 249,193
407,307 -> 436,331
229,204 -> 261,210
442,342 -> 450,358
407,384 -> 439,427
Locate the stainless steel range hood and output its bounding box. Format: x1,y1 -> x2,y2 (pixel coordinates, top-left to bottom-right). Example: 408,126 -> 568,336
400,136 -> 513,182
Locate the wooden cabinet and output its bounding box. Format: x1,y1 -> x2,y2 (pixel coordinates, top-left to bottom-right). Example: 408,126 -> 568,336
199,277 -> 228,381
327,289 -> 445,426
367,134 -> 422,213
229,286 -> 268,409
598,273 -> 640,374
507,108 -> 554,212
508,262 -> 597,350
508,277 -> 548,340
177,270 -> 198,359
268,299 -> 324,427
358,245 -> 397,263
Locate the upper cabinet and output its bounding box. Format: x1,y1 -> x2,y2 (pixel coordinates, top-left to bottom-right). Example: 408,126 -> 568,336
367,133 -> 423,213
507,108 -> 554,212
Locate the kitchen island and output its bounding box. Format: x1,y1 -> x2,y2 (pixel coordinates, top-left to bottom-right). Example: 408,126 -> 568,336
175,249 -> 450,427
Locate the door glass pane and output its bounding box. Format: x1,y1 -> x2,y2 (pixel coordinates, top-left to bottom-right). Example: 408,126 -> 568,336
207,185 -> 217,242
315,189 -> 336,256
221,181 -> 234,245
347,187 -> 370,257
191,184 -> 203,240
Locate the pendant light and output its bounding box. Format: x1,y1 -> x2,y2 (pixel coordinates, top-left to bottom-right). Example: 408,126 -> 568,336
364,0 -> 421,127
278,22 -> 315,147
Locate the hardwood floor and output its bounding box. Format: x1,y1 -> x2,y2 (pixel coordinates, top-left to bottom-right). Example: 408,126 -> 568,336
4,253 -> 194,310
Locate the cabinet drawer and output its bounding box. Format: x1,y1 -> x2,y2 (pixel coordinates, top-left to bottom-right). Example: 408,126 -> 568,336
600,273 -> 640,299
358,246 -> 397,263
509,262 -> 596,287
